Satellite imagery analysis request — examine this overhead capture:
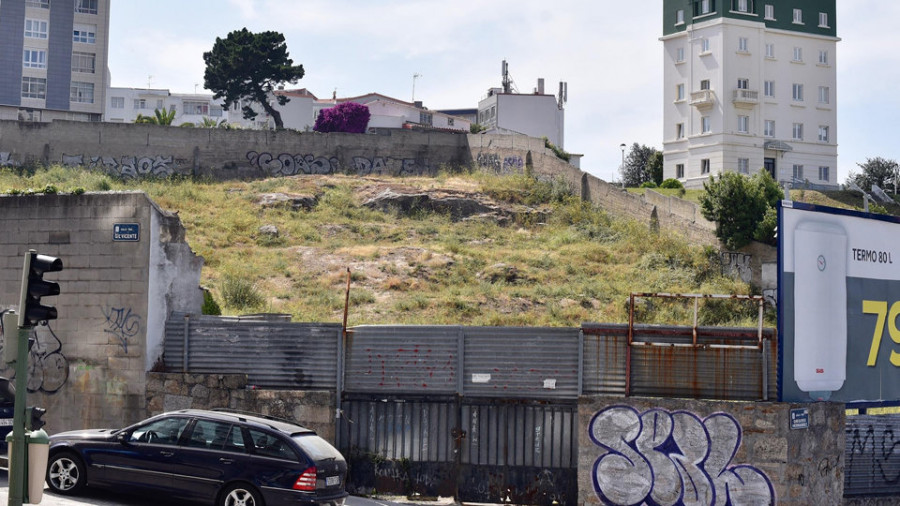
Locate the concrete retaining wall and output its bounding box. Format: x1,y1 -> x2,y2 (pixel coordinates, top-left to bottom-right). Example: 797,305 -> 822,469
579,396 -> 845,506
145,372 -> 336,443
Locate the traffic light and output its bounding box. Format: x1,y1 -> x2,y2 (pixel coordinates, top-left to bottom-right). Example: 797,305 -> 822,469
26,406 -> 46,431
17,251 -> 63,328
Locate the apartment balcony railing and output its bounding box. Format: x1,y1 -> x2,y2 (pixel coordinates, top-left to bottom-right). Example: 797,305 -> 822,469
732,88 -> 759,108
690,89 -> 716,109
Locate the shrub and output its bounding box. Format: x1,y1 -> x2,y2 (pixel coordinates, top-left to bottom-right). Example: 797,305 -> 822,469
640,181 -> 658,188
660,178 -> 684,189
202,290 -> 222,315
700,170 -> 781,249
221,275 -> 264,309
313,102 -> 370,133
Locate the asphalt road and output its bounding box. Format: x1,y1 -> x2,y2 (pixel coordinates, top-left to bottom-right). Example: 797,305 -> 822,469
0,469 -> 414,506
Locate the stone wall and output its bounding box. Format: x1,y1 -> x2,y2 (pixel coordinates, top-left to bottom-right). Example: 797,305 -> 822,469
579,396 -> 845,506
146,372 -> 336,443
0,192 -> 202,433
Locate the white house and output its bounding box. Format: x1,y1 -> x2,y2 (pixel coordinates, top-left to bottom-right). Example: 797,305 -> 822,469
105,87 -> 227,125
661,0 -> 839,189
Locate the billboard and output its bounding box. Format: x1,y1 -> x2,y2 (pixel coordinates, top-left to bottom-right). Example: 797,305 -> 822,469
779,201 -> 900,403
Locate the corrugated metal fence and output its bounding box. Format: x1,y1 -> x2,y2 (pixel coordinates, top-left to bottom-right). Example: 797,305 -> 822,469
845,414 -> 900,497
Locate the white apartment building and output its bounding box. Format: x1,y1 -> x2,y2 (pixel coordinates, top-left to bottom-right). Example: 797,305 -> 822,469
105,88 -> 227,125
661,0 -> 838,188
0,0 -> 110,122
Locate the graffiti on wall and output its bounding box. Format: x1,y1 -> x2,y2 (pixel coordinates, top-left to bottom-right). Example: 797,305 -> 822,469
2,322 -> 69,394
589,405 -> 775,505
102,306 -> 142,354
720,251 -> 752,284
247,151 -> 426,177
0,152 -> 20,167
846,417 -> 900,495
62,154 -> 178,178
476,152 -> 524,174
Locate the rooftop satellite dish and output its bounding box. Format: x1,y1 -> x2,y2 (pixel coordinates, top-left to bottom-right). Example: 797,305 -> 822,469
871,184 -> 894,203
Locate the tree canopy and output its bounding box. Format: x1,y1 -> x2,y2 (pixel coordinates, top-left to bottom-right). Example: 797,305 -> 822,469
313,102 -> 371,133
203,28 -> 304,130
620,143 -> 660,187
846,157 -> 899,192
699,170 -> 782,249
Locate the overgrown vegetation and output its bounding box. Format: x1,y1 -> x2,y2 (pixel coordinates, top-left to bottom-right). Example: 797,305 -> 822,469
0,165 -> 772,327
543,137 -> 571,162
699,171 -> 782,249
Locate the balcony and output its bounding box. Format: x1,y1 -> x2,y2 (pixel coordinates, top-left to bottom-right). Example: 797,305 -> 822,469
690,89 -> 716,110
732,88 -> 759,108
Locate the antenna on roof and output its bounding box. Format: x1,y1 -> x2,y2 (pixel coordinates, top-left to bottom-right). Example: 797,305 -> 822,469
558,81 -> 568,109
502,60 -> 512,94
412,73 -> 422,102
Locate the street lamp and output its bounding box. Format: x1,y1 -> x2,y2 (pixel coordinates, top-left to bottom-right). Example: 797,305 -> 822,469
619,143 -> 626,188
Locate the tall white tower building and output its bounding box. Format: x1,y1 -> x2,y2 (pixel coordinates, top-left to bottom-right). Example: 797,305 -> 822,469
661,0 -> 838,188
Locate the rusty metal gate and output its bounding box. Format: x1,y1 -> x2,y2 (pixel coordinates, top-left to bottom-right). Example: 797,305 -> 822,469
338,325 -> 579,505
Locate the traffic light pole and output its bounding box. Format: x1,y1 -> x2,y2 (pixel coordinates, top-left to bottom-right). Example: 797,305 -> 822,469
8,326 -> 29,506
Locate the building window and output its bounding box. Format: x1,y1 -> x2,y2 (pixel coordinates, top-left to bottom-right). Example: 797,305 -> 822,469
23,49 -> 46,69
676,123 -> 685,139
818,50 -> 828,65
793,164 -> 804,180
818,86 -> 830,104
792,122 -> 803,140
819,12 -> 829,27
676,164 -> 685,178
70,82 -> 94,103
676,9 -> 685,24
818,126 -> 829,142
764,4 -> 775,19
111,96 -> 124,109
676,83 -> 685,101
765,43 -> 775,58
701,116 -> 711,134
734,0 -> 750,13
21,77 -> 47,99
697,0 -> 713,15
764,80 -> 775,98
737,115 -> 749,133
676,47 -> 685,63
819,166 -> 830,181
793,8 -> 803,24
183,101 -> 210,115
155,99 -> 164,110
73,24 -> 97,43
24,19 -> 48,39
738,37 -> 749,52
447,118 -> 454,126
26,0 -> 50,8
764,119 -> 775,137
738,158 -> 750,174
701,159 -> 711,174
134,99 -> 147,109
75,0 -> 98,14
700,79 -> 710,90
210,106 -> 224,117
419,111 -> 433,126
792,83 -> 804,101
737,78 -> 749,90
792,47 -> 803,62
701,38 -> 710,53
71,52 -> 95,73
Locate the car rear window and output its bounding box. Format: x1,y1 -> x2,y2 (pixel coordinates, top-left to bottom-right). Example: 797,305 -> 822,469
292,434 -> 343,462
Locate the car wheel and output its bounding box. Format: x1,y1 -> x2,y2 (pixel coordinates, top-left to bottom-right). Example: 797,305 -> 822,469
46,451 -> 86,495
220,482 -> 263,506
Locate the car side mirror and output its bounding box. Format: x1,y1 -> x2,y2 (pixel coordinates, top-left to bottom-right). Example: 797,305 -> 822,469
117,432 -> 130,444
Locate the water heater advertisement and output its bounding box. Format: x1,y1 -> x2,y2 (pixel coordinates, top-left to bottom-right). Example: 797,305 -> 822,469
779,201 -> 900,403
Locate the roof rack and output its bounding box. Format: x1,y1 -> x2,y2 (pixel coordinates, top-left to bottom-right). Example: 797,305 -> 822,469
210,407 -> 300,428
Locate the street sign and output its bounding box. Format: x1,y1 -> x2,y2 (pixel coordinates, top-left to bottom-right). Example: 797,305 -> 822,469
113,223 -> 140,242
790,408 -> 809,430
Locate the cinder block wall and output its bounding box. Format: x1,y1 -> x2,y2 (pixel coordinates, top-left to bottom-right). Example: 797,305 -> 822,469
0,192 -> 202,432
579,396 -> 845,506
146,372 -> 336,443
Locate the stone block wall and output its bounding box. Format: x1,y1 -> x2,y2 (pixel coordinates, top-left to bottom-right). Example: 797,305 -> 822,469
579,396 -> 845,506
146,372 -> 336,443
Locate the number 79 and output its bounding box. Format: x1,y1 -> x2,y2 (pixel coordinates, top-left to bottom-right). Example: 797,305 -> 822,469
862,300 -> 900,367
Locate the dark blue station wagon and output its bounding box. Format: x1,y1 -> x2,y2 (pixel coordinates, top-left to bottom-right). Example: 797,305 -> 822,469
46,409 -> 348,506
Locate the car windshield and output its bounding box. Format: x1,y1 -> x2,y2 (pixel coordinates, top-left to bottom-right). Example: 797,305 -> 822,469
292,434 -> 343,462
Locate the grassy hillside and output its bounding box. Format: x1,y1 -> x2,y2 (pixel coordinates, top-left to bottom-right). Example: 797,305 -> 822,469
2,166 -> 767,327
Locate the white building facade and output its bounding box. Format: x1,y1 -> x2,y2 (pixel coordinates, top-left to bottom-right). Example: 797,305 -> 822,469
105,88 -> 227,125
661,0 -> 838,188
477,79 -> 567,149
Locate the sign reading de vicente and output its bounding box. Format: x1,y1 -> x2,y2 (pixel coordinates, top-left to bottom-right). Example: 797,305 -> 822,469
113,223 -> 140,242
779,201 -> 900,402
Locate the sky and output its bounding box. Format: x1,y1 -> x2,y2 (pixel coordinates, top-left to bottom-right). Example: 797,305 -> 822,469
108,1 -> 900,184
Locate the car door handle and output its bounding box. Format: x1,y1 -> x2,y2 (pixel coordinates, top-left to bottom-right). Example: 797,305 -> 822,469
219,458 -> 234,465
160,451 -> 174,457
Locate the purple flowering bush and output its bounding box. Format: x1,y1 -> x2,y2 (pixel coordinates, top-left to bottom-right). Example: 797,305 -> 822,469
313,102 -> 370,133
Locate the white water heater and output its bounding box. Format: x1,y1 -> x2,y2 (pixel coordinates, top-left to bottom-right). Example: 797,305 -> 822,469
793,220 -> 848,396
